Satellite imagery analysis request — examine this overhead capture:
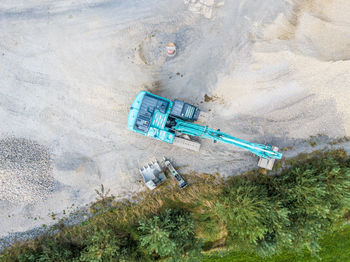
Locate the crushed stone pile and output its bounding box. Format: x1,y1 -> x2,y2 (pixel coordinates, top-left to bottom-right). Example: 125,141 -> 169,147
0,138 -> 54,205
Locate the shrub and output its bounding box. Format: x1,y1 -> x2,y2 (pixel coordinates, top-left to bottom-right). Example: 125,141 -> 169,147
79,228 -> 136,262
215,151 -> 350,257
215,178 -> 291,257
18,238 -> 81,262
271,154 -> 350,255
138,209 -> 202,261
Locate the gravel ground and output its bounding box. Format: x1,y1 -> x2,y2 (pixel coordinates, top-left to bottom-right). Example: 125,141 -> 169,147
0,137 -> 54,204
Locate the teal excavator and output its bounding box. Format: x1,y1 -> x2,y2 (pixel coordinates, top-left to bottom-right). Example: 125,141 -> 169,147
128,91 -> 282,170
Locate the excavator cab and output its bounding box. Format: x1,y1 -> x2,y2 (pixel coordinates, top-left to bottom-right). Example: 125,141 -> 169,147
170,99 -> 200,122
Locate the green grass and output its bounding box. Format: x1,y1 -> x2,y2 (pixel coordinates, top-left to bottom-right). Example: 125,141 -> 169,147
204,225 -> 350,262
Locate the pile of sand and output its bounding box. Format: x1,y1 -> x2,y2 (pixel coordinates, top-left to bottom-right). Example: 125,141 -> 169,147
214,0 -> 350,138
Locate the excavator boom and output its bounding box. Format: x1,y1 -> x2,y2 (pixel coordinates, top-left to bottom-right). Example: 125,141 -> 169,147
173,119 -> 282,160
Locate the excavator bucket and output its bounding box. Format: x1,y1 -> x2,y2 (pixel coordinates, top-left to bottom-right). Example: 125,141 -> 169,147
139,160 -> 166,190
163,157 -> 187,188
257,146 -> 279,170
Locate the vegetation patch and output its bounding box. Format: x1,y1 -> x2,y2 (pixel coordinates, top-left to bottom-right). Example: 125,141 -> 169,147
1,149 -> 350,261
204,225 -> 350,262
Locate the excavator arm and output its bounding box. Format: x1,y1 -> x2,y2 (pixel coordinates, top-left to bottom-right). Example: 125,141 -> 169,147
173,119 -> 282,160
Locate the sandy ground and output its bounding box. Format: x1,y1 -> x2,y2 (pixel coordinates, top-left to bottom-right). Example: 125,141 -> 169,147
0,0 -> 350,243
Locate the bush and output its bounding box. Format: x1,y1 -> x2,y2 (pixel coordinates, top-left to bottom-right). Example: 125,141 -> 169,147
79,228 -> 136,262
271,155 -> 350,255
216,178 -> 290,257
18,237 -> 81,262
138,209 -> 202,261
215,151 -> 350,257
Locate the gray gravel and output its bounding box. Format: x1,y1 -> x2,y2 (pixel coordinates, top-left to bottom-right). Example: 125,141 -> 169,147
0,137 -> 54,204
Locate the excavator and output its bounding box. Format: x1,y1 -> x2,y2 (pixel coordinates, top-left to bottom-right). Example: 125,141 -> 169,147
128,91 -> 282,170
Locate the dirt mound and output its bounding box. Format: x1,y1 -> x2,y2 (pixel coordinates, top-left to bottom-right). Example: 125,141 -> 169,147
263,0 -> 350,61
